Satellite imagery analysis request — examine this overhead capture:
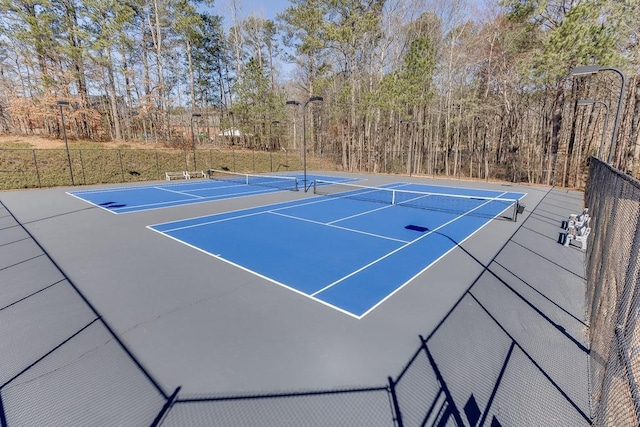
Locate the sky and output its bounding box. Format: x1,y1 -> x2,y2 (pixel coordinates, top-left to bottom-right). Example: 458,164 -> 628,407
214,0 -> 291,27
210,0 -> 295,77
212,0 -> 497,30
207,0 -> 497,78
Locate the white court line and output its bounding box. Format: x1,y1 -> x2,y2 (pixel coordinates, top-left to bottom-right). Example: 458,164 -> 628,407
150,189 -> 512,318
68,182 -> 263,215
310,191 -> 511,298
66,192 -> 119,214
109,187 -> 279,213
161,210 -> 270,233
326,204 -> 393,225
147,182 -> 523,318
326,191 -> 440,226
269,211 -> 409,243
156,188 -> 374,232
183,182 -> 247,192
155,181 -> 438,233
153,186 -> 205,198
392,181 -> 529,197
356,194 -> 518,318
70,179 -> 227,194
145,225 -> 362,319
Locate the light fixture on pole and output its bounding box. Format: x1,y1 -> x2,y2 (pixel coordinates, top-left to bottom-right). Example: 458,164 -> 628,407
191,113 -> 202,170
577,99 -> 610,159
57,100 -> 74,186
286,96 -> 323,191
400,118 -> 417,176
571,65 -> 626,164
269,120 -> 280,172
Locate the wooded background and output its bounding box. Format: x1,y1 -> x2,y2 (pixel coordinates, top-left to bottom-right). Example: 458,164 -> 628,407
1,0 -> 639,187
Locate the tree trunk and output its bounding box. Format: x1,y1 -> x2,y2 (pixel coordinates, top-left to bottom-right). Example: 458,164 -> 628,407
547,86 -> 564,186
625,77 -> 640,175
105,47 -> 122,140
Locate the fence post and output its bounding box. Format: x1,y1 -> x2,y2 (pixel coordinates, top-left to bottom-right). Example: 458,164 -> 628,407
79,149 -> 86,184
155,149 -> 160,180
118,149 -> 125,182
32,149 -> 41,188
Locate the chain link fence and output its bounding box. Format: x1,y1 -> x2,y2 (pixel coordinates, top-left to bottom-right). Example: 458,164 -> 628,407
0,147 -> 314,190
1,146 -> 536,191
584,157 -> 640,426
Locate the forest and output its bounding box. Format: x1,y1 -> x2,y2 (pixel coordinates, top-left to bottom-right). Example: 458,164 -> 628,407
1,0 -> 639,187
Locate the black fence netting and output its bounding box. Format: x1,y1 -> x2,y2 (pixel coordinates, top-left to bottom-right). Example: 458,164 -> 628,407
584,157 -> 640,426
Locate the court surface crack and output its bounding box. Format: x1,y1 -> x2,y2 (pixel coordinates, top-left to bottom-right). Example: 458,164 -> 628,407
119,283 -> 254,337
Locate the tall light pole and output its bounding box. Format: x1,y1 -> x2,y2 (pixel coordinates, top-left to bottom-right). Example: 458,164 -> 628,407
287,96 -> 323,191
191,113 -> 201,170
577,99 -> 610,159
400,118 -> 417,176
57,100 -> 74,186
571,65 -> 626,164
269,120 -> 280,172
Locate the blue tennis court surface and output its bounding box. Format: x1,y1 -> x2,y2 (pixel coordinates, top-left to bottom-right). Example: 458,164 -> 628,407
67,173 -> 350,213
148,182 -> 526,318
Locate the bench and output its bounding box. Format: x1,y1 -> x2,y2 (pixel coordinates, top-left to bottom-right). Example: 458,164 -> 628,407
567,208 -> 589,228
184,170 -> 206,179
562,208 -> 590,230
564,224 -> 591,250
165,171 -> 187,181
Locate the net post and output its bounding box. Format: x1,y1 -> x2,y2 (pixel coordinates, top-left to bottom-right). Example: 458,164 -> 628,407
515,201 -> 525,221
392,190 -> 396,205
313,180 -> 317,194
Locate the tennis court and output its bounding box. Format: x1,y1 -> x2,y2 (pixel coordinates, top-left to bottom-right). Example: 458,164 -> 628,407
2,171 -> 593,425
67,170 -> 351,214
149,181 -> 526,318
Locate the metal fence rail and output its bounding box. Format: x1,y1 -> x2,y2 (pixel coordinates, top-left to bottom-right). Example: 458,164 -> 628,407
584,157 -> 640,426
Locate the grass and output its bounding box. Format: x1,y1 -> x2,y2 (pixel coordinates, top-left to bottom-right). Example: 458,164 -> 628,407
0,141 -> 32,149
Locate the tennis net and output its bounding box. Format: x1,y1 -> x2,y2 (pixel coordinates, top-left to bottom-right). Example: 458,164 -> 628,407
313,180 -> 522,221
207,169 -> 299,191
